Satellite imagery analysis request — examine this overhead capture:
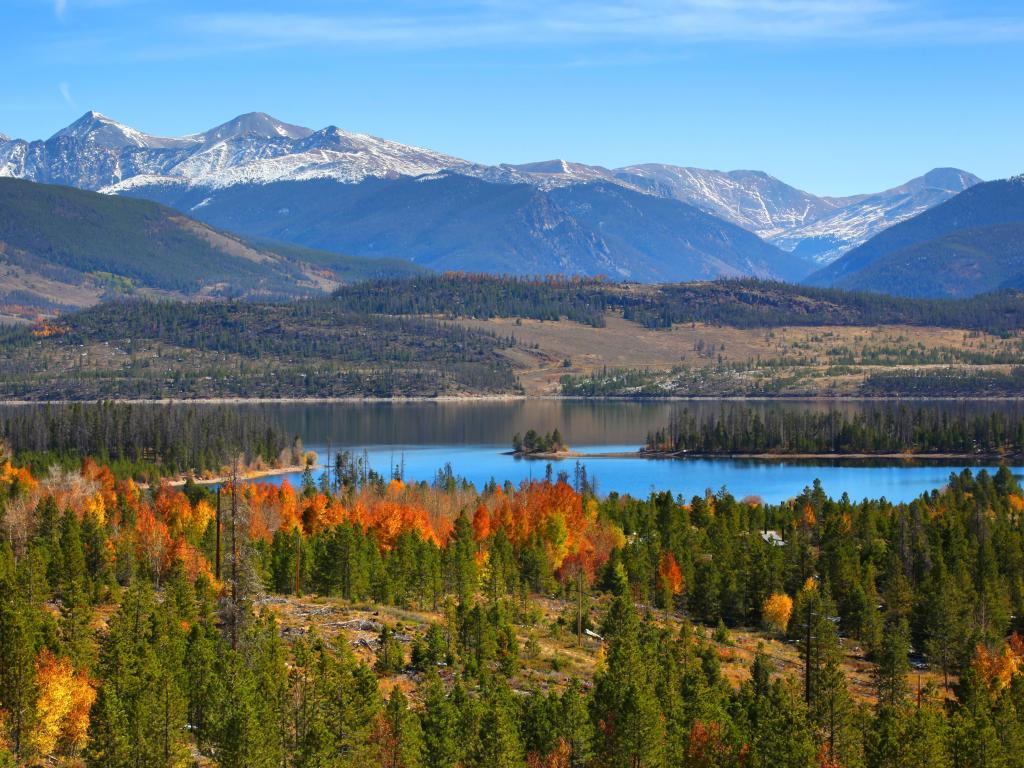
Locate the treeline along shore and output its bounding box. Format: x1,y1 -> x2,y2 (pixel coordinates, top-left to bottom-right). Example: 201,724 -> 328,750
644,403 -> 1024,458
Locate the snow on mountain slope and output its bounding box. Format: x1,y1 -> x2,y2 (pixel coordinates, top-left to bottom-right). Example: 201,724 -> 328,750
479,162 -> 981,264
0,111 -> 473,191
50,110 -> 199,149
613,165 -> 836,238
0,112 -> 981,267
768,168 -> 983,263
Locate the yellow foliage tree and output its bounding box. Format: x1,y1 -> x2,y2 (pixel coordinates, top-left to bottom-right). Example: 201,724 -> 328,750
30,651 -> 95,759
762,592 -> 794,634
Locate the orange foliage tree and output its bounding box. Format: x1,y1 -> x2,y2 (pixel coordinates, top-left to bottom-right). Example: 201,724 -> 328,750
656,552 -> 684,597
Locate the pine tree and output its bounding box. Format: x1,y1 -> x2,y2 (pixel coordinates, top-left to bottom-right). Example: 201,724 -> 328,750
469,680 -> 523,768
0,543 -> 43,760
82,685 -> 130,768
378,685 -> 425,768
447,512 -> 478,603
58,577 -> 94,670
376,624 -> 406,675
591,595 -> 664,767
744,677 -> 817,768
560,679 -> 594,768
420,669 -> 462,768
874,617 -> 910,708
184,623 -> 222,753
94,583 -> 190,768
922,559 -> 970,691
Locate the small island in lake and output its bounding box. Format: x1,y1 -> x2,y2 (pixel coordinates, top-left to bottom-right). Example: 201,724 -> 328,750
512,428 -> 570,457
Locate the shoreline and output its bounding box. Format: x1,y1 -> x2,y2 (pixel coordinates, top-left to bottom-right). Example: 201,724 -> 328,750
2,394 -> 1024,405
157,463 -> 311,488
513,449 -> 1023,462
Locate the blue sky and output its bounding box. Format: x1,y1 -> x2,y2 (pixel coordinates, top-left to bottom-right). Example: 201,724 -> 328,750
4,0 -> 1023,195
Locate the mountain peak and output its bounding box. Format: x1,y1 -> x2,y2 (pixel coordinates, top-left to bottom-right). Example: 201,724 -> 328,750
52,110 -> 123,138
49,110 -> 193,149
199,112 -> 313,144
920,167 -> 982,191
886,167 -> 982,196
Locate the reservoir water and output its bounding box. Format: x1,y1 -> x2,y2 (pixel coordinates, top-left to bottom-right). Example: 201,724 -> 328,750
238,400 -> 1023,504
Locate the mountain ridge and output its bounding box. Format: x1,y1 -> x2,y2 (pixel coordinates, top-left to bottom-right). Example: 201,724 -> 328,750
122,173 -> 808,282
0,111 -> 984,273
805,176 -> 1024,297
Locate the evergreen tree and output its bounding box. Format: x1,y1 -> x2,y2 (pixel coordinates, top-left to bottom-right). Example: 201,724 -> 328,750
561,678 -> 595,768
0,543 -> 46,760
83,685 -> 131,768
591,595 -> 664,767
378,685 -> 425,768
420,669 -> 462,768
469,680 -> 523,768
376,624 -> 406,675
447,512 -> 478,603
874,617 -> 911,708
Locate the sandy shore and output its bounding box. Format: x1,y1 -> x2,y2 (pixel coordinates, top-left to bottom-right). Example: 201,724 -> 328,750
157,464 -> 311,488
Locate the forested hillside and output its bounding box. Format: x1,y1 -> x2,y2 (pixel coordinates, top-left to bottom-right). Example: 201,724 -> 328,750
823,223 -> 1024,298
0,299 -> 518,399
0,178 -> 423,319
0,437 -> 1023,767
333,274 -> 1024,333
3,276 -> 1024,399
123,174 -> 811,282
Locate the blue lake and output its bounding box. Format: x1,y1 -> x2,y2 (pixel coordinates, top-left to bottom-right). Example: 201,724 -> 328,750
239,401 -> 1024,504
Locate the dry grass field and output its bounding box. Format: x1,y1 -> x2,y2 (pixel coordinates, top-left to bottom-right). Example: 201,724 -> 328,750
461,314 -> 1024,396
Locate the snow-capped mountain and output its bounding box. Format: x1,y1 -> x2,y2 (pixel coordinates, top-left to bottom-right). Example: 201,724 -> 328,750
0,112 -> 981,266
805,175 -> 1024,296
469,160 -> 981,263
769,168 -> 982,263
0,111 -> 475,192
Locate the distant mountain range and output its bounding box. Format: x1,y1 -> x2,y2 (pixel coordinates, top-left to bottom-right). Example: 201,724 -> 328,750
0,177 -> 423,318
121,174 -> 808,283
806,176 -> 1024,297
0,112 -> 982,281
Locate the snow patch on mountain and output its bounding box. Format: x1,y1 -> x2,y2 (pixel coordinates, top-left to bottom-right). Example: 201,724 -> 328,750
768,168 -> 982,262
0,111 -> 983,266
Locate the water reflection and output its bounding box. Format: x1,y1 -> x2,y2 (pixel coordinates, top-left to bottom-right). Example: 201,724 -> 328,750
217,400 -> 1024,504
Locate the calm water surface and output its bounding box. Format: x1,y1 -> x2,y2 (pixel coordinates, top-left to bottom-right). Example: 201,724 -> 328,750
237,401 -> 1023,504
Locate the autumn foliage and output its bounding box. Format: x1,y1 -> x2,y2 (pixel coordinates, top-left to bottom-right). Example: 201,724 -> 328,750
972,633 -> 1024,692
762,592 -> 794,634
30,651 -> 95,758
656,552 -> 684,596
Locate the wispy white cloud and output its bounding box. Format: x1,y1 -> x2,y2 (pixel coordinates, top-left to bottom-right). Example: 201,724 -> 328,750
54,0 -> 67,21
176,0 -> 1024,49
59,81 -> 75,108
